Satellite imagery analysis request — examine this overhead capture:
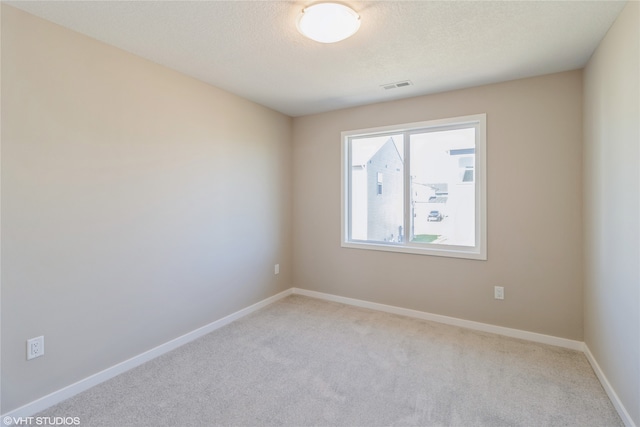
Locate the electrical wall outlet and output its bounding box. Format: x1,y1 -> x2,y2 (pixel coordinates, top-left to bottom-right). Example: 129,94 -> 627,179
27,336 -> 45,360
274,264 -> 280,275
494,286 -> 505,300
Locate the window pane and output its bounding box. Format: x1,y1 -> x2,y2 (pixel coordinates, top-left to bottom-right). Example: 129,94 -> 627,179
350,135 -> 404,243
342,114 -> 486,259
409,128 -> 475,246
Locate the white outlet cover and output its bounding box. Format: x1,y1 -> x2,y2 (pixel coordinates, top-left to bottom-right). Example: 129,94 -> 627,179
27,336 -> 45,360
274,264 -> 280,275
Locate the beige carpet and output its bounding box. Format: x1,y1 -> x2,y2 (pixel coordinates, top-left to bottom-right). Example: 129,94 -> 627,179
38,295 -> 622,426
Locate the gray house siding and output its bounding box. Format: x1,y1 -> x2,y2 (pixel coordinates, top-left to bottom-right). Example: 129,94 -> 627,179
366,139 -> 404,242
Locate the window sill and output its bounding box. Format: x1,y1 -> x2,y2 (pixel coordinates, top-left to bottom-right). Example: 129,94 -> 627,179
341,240 -> 487,260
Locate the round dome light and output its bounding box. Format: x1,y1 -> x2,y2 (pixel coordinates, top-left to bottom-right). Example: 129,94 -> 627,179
296,3 -> 361,44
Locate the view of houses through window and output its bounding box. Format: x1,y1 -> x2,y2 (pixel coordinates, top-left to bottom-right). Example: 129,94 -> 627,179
409,128 -> 476,247
343,114 -> 486,259
350,134 -> 404,243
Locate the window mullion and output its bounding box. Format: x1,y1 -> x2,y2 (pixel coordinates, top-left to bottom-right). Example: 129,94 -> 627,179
346,137 -> 353,241
403,132 -> 411,244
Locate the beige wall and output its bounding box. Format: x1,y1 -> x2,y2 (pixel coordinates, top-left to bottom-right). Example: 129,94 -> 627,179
1,5 -> 292,413
3,0 -> 635,420
293,70 -> 584,340
583,1 -> 640,425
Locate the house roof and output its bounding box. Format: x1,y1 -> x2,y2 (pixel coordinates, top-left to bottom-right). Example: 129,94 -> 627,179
352,137 -> 402,166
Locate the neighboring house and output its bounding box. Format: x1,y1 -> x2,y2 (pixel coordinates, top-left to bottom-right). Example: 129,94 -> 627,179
351,137 -> 404,242
412,182 -> 448,212
353,141 -> 475,245
410,147 -> 475,246
448,148 -> 475,246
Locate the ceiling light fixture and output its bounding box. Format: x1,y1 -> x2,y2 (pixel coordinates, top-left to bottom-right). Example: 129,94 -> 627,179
296,3 -> 361,44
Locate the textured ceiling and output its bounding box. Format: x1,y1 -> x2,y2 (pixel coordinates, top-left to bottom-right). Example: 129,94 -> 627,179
7,1 -> 627,117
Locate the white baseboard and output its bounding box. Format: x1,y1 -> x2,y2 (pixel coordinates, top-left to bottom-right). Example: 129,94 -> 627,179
2,288 -> 293,420
293,288 -> 638,425
4,286 -> 634,427
292,288 -> 584,350
583,344 -> 637,427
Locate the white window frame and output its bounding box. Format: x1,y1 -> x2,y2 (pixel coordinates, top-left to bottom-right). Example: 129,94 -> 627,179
341,114 -> 487,260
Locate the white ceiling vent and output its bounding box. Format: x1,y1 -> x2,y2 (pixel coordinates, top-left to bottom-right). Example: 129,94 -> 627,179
381,80 -> 413,90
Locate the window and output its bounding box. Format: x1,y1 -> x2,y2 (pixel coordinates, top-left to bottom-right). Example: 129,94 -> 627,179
341,114 -> 486,260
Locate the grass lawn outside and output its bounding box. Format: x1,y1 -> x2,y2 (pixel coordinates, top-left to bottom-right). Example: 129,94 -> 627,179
412,234 -> 440,243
